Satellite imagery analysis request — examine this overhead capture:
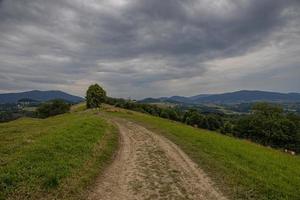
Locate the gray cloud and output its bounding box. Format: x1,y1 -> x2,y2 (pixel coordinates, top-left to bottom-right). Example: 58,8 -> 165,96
0,0 -> 299,98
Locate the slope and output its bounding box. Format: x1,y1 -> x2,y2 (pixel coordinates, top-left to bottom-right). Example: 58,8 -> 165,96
104,106 -> 300,200
0,110 -> 118,200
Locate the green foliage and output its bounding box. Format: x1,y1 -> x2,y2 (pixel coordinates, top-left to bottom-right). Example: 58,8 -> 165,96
105,97 -> 182,121
0,112 -> 118,200
205,115 -> 223,130
107,110 -> 300,200
252,102 -> 283,117
167,109 -> 179,121
105,97 -> 300,152
183,109 -> 223,130
0,111 -> 16,122
86,84 -> 106,108
159,110 -> 169,119
233,103 -> 300,152
36,99 -> 70,118
220,121 -> 233,134
0,104 -> 37,122
183,109 -> 203,126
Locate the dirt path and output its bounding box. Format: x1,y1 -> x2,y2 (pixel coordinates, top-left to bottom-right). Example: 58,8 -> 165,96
88,118 -> 227,200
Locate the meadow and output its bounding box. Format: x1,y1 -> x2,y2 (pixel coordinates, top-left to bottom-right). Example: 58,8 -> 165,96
0,110 -> 118,200
1,103 -> 299,200
105,107 -> 300,200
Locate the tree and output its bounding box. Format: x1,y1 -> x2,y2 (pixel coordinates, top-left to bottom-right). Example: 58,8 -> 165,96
220,121 -> 233,134
252,102 -> 283,119
86,84 -> 106,108
37,99 -> 70,118
233,102 -> 300,152
160,110 -> 170,119
167,109 -> 179,121
183,109 -> 204,127
205,115 -> 223,130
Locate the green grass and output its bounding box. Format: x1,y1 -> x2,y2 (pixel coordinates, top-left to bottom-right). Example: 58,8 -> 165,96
105,108 -> 300,200
70,102 -> 86,112
0,111 -> 118,200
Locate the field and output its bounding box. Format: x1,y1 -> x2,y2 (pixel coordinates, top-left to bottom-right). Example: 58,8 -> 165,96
0,110 -> 118,200
104,106 -> 300,200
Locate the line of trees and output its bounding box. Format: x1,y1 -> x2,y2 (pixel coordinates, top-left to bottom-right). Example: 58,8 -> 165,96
36,99 -> 71,118
105,97 -> 225,131
83,84 -> 300,153
104,96 -> 300,153
232,103 -> 300,152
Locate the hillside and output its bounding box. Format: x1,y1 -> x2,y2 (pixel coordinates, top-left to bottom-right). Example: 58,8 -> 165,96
140,90 -> 300,104
1,102 -> 300,200
104,106 -> 300,200
0,110 -> 118,200
0,90 -> 84,104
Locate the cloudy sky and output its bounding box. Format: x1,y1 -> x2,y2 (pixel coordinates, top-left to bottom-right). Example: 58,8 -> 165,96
0,0 -> 300,98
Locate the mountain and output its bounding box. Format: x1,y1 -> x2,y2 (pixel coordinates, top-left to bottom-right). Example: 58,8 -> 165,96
168,96 -> 191,103
0,90 -> 84,104
139,90 -> 300,104
188,94 -> 212,101
194,90 -> 300,104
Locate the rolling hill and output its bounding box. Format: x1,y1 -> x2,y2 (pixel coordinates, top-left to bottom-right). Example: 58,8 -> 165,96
140,90 -> 300,104
106,107 -> 300,200
0,90 -> 84,104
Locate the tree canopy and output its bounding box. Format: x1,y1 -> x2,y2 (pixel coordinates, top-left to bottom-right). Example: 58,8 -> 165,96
86,84 -> 106,108
37,99 -> 70,118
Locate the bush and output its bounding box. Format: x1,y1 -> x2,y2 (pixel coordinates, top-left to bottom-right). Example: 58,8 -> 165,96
37,99 -> 70,118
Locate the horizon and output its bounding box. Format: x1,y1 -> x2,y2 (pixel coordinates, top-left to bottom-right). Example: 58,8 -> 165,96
1,89 -> 300,100
0,0 -> 300,98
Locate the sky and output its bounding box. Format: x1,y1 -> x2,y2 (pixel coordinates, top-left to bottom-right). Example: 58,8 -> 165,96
0,0 -> 300,99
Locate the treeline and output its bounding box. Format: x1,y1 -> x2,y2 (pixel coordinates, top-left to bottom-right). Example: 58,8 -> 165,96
106,97 -> 181,120
232,103 -> 300,152
36,99 -> 70,118
106,97 -> 225,131
0,100 -> 71,122
105,97 -> 300,153
0,104 -> 36,122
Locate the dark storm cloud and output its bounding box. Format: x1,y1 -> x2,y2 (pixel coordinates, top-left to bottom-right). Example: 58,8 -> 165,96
0,0 -> 299,97
106,0 -> 296,57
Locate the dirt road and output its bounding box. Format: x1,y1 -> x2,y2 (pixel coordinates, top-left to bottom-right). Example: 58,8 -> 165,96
88,119 -> 227,200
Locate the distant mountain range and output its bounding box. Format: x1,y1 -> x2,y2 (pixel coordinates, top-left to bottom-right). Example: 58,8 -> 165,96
2,90 -> 300,105
140,90 -> 300,104
0,90 -> 84,104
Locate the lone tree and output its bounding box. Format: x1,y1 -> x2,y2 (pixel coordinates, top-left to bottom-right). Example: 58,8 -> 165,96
86,84 -> 106,108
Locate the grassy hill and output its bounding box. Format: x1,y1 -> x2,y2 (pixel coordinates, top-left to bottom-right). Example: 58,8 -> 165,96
104,106 -> 300,200
0,110 -> 118,200
1,103 -> 299,200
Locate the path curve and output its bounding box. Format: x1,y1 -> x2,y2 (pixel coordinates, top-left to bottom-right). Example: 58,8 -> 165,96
88,118 -> 227,200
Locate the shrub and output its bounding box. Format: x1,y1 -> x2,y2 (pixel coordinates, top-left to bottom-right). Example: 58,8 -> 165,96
37,99 -> 70,118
